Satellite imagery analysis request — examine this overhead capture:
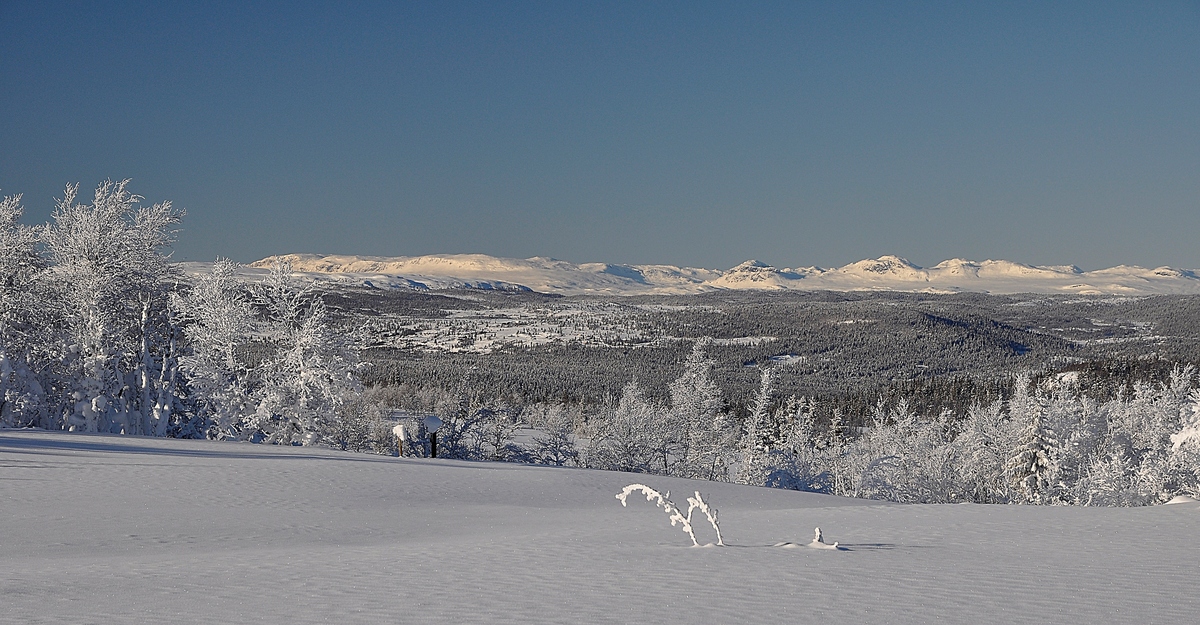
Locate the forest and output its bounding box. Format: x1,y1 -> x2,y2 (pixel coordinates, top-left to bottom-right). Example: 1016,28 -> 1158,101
3,182 -> 1200,506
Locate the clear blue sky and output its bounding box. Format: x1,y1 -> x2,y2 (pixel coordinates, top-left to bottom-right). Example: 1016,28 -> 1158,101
2,1 -> 1198,270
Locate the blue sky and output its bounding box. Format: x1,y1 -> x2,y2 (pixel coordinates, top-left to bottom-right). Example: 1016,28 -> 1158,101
2,1 -> 1198,270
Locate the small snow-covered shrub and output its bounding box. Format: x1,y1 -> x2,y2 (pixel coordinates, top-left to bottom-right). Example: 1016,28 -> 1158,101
616,483 -> 723,547
529,403 -> 580,466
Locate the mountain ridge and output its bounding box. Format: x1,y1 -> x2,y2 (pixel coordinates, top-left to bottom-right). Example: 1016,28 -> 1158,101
178,253 -> 1200,296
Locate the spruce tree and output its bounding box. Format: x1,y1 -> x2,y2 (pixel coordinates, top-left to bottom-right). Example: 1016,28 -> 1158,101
1008,380 -> 1056,504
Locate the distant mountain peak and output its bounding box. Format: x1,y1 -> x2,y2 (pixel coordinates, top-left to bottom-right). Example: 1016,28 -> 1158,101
214,253 -> 1200,297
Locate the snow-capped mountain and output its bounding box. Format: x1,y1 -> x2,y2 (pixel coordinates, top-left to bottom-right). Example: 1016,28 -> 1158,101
228,253 -> 723,295
177,253 -> 1200,296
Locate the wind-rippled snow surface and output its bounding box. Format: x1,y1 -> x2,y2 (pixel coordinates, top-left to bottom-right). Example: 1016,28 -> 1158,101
3,430 -> 1198,624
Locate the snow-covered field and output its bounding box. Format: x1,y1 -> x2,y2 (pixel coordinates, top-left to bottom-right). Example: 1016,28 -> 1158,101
4,430 -> 1198,624
359,302 -> 649,353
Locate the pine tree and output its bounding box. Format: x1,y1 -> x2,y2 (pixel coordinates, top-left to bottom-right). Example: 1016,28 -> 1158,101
738,367 -> 776,485
1008,378 -> 1056,504
667,338 -> 727,479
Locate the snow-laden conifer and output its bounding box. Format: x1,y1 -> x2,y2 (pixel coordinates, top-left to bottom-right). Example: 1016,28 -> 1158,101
1007,377 -> 1057,504
738,367 -> 777,485
668,338 -> 730,480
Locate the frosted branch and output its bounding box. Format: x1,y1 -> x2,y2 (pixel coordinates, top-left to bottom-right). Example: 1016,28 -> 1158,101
616,483 -> 723,547
686,491 -> 724,546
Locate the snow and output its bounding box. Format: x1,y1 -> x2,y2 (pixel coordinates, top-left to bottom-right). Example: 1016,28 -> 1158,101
179,253 -> 1200,297
4,429 -> 1199,624
233,254 -> 721,295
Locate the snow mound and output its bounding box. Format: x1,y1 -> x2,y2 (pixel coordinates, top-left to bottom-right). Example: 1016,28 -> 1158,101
772,527 -> 843,550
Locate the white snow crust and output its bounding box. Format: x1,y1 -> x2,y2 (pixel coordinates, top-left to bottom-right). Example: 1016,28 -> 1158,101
4,430 -> 1199,624
179,253 -> 1200,296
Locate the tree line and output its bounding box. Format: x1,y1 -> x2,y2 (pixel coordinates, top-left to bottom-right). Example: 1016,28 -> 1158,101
1,182 -> 360,442
4,181 -> 1199,506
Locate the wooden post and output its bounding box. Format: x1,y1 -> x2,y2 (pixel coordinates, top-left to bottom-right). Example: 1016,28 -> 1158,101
393,423 -> 407,457
422,415 -> 443,459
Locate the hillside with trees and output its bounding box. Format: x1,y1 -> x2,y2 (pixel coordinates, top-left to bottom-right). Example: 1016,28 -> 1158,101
4,182 -> 1200,506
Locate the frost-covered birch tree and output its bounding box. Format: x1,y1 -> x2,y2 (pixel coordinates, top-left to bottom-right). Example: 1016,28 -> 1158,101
243,261 -> 363,444
585,380 -> 663,473
952,401 -> 1019,503
40,180 -> 184,435
530,403 -> 580,466
0,192 -> 50,428
172,258 -> 256,438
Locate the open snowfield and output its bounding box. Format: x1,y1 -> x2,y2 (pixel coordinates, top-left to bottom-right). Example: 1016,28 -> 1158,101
3,430 -> 1198,624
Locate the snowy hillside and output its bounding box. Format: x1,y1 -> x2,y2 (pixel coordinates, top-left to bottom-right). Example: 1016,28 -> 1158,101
4,429 -> 1198,624
234,253 -> 723,295
197,253 -> 1200,296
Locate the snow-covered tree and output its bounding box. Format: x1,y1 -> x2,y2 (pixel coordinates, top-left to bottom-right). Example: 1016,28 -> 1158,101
243,261 -> 363,444
747,395 -> 831,493
952,401 -> 1019,503
1167,389 -> 1200,498
1007,378 -> 1056,504
426,368 -> 511,460
529,403 -> 580,466
0,191 -> 50,428
738,367 -> 777,485
0,192 -> 43,338
172,258 -> 255,438
475,400 -> 523,461
326,395 -> 394,454
668,338 -> 730,479
1171,389 -> 1200,455
40,180 -> 184,435
585,380 -> 663,473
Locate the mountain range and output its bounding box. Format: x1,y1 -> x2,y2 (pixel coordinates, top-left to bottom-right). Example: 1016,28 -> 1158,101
176,253 -> 1200,296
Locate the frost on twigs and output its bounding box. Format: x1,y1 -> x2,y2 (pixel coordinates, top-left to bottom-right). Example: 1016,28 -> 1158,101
616,484 -> 724,547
